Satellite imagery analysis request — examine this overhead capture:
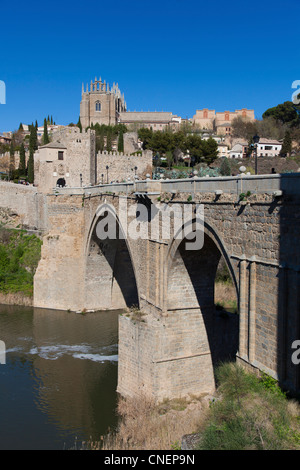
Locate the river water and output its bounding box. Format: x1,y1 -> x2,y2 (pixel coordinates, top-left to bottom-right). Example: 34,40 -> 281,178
0,304 -> 121,450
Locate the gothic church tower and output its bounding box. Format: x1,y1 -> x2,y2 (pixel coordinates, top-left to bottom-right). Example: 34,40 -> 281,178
80,77 -> 127,129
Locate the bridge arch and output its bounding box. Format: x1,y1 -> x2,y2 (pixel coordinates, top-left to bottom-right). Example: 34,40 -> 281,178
84,202 -> 139,311
166,219 -> 239,302
165,219 -> 239,378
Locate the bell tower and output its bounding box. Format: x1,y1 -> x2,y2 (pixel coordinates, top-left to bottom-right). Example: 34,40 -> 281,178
80,77 -> 127,129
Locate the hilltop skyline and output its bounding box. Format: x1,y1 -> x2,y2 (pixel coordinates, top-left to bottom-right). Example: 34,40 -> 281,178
0,0 -> 299,133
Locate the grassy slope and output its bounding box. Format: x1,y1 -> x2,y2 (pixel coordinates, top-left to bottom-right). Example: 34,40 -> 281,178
0,226 -> 42,297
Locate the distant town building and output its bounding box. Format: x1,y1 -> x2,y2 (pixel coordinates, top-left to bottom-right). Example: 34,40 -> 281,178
0,133 -> 12,144
229,142 -> 249,159
119,111 -> 181,131
217,142 -> 230,159
193,108 -> 255,136
257,138 -> 282,157
80,77 -> 181,131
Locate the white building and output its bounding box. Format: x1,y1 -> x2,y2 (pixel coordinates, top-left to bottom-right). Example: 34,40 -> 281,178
229,142 -> 248,159
257,139 -> 282,157
218,143 -> 229,158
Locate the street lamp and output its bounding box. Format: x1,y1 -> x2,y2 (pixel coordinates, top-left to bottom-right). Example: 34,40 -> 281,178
253,134 -> 260,175
106,165 -> 109,184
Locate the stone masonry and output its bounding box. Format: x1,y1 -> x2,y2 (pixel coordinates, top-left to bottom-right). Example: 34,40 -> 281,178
31,173 -> 300,400
96,150 -> 153,183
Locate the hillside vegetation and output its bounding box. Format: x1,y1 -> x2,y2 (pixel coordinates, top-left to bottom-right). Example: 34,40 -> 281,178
0,226 -> 42,297
196,363 -> 300,450
92,362 -> 300,451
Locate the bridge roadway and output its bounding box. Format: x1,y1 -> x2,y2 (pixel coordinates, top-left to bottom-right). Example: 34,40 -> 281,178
33,173 -> 300,400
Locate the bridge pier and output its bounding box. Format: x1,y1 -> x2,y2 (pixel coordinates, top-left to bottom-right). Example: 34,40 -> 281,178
117,304 -> 239,401
117,309 -> 215,401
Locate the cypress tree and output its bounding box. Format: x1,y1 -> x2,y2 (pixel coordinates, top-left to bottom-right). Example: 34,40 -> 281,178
118,129 -> 124,152
98,131 -> 105,152
106,130 -> 112,152
27,123 -> 36,183
19,143 -> 26,175
9,141 -> 15,180
27,148 -> 34,184
43,118 -> 49,145
220,157 -> 231,176
280,130 -> 292,157
77,116 -> 82,133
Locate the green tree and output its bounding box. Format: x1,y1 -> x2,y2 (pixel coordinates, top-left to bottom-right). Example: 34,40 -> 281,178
27,123 -> 37,183
202,137 -> 219,165
106,129 -> 112,152
138,128 -> 153,150
43,118 -> 50,145
165,150 -> 173,169
118,128 -> 124,152
27,148 -> 34,184
280,130 -> 292,157
220,157 -> 231,176
9,141 -> 15,180
19,143 -> 26,175
97,131 -> 105,152
77,116 -> 82,133
262,101 -> 300,127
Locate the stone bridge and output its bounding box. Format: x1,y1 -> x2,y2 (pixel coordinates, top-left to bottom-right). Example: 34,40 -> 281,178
33,173 -> 300,400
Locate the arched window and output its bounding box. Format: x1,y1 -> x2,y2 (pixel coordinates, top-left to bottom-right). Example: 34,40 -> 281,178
56,178 -> 66,187
95,101 -> 101,112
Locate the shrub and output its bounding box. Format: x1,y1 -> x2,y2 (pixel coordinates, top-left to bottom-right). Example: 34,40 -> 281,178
0,227 -> 42,296
197,363 -> 300,450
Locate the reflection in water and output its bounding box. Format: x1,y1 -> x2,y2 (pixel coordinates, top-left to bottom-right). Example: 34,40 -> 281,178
0,305 -> 121,450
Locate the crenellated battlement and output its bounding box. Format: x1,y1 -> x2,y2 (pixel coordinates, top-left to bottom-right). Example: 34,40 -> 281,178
97,149 -> 151,159
96,149 -> 153,183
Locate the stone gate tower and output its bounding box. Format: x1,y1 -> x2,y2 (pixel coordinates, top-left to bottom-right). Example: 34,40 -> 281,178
80,77 -> 127,129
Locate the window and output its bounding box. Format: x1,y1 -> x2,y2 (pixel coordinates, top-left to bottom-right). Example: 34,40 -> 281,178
58,151 -> 64,160
95,101 -> 101,112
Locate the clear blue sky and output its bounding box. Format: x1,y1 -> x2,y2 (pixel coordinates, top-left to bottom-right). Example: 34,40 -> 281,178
0,0 -> 299,133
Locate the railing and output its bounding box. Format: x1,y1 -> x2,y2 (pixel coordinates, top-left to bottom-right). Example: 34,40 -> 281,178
52,172 -> 300,197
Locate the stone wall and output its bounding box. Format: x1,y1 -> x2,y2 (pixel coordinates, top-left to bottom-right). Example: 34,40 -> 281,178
34,127 -> 96,193
96,150 -> 153,183
0,181 -> 47,230
33,193 -> 86,311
